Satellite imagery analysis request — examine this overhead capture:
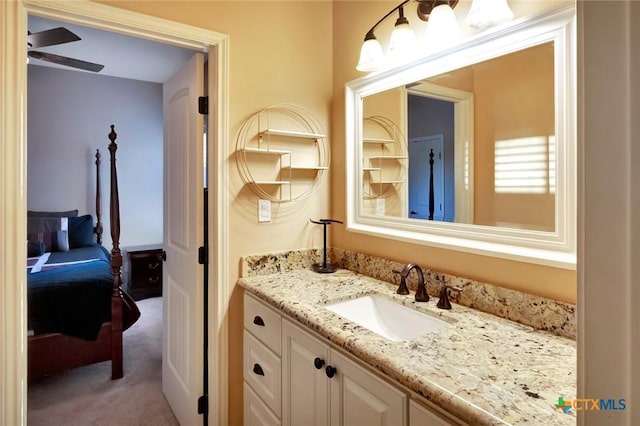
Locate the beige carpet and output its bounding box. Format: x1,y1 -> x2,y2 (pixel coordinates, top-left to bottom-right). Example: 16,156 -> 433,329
28,297 -> 179,426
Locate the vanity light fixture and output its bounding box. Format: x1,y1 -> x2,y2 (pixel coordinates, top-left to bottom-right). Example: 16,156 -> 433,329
387,6 -> 416,63
357,0 -> 460,72
423,2 -> 461,49
466,0 -> 514,30
356,0 -> 514,72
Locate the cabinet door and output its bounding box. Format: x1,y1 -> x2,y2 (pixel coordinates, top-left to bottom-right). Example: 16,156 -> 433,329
329,351 -> 407,426
282,319 -> 331,426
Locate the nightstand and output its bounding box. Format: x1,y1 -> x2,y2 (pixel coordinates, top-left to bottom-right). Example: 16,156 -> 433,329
124,244 -> 163,301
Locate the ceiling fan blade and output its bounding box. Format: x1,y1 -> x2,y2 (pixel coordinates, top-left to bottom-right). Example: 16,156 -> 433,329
28,51 -> 104,73
28,27 -> 81,48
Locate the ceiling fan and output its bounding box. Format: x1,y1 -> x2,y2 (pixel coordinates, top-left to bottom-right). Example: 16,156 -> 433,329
28,27 -> 104,73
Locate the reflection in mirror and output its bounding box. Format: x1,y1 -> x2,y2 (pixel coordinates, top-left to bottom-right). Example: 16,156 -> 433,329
346,6 -> 576,267
362,41 -> 555,232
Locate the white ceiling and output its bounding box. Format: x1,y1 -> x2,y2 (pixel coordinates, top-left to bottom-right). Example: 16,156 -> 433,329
28,15 -> 197,83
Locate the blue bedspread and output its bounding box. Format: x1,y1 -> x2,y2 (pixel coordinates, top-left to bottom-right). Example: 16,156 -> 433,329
28,245 -> 115,340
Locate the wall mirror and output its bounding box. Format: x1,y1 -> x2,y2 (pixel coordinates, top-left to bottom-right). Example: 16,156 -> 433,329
345,6 -> 576,268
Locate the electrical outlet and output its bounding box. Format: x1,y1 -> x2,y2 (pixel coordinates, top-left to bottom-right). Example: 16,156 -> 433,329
258,199 -> 271,222
376,198 -> 385,215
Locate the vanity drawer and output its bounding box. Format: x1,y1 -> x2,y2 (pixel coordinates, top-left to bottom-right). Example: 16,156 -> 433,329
244,382 -> 281,426
244,292 -> 282,356
244,330 -> 281,418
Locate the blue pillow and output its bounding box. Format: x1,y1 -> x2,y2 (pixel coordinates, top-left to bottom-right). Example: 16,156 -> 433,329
68,215 -> 96,248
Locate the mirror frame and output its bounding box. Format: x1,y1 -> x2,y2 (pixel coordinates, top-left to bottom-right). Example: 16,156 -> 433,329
345,6 -> 576,269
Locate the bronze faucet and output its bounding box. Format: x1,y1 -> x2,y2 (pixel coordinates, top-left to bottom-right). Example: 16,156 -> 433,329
437,285 -> 463,309
394,263 -> 429,302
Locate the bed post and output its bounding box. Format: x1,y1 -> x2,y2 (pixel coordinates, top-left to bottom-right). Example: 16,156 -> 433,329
108,125 -> 124,380
95,149 -> 103,245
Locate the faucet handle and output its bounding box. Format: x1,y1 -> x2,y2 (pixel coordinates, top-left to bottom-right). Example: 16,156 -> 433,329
437,286 -> 462,310
392,269 -> 410,295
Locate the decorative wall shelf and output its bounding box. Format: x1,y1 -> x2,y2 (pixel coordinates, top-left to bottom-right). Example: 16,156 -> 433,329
242,147 -> 291,155
261,129 -> 326,139
236,104 -> 330,202
253,180 -> 291,185
282,166 -> 329,170
362,116 -> 407,199
369,155 -> 408,160
363,137 -> 395,144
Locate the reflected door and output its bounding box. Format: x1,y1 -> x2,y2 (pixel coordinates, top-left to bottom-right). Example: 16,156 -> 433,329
408,135 -> 444,221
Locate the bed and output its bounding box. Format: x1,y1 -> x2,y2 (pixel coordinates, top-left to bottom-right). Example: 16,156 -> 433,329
26,125 -> 140,381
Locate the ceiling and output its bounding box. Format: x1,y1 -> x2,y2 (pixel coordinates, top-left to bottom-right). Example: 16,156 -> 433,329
27,15 -> 197,84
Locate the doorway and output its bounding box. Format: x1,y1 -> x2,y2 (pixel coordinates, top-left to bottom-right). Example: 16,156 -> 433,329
407,93 -> 455,222
1,2 -> 230,425
405,83 -> 474,224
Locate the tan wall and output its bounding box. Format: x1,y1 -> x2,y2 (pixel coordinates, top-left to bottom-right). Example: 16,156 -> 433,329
100,1 -> 332,423
331,0 -> 576,304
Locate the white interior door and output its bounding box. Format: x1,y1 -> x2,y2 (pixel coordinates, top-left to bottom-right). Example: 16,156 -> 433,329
408,135 -> 445,221
163,52 -> 205,425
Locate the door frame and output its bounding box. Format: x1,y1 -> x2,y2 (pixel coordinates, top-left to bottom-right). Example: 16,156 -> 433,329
0,1 -> 230,425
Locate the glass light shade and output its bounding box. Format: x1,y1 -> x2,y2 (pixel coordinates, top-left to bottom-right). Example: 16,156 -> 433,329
356,38 -> 385,72
387,22 -> 416,63
424,4 -> 461,48
466,0 -> 514,30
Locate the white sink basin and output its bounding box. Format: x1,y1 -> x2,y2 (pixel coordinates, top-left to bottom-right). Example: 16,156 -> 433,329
325,294 -> 448,341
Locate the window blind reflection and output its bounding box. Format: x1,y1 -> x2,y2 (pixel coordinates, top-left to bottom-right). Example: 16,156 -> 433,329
494,136 -> 555,194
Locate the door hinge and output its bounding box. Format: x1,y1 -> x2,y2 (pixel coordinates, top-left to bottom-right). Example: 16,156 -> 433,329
198,246 -> 208,265
198,96 -> 208,115
197,394 -> 208,415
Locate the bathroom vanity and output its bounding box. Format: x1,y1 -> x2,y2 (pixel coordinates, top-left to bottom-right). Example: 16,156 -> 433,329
239,264 -> 576,425
239,5 -> 578,424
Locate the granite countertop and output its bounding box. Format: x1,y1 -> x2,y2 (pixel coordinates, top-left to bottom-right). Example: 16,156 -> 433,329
238,268 -> 576,425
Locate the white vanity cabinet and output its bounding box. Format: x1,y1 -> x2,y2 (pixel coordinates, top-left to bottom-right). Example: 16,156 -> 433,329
281,318 -> 407,426
244,291 -> 463,426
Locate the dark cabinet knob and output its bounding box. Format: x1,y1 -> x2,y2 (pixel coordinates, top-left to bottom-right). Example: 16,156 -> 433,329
253,316 -> 265,326
325,365 -> 337,378
253,363 -> 264,376
314,357 -> 325,369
